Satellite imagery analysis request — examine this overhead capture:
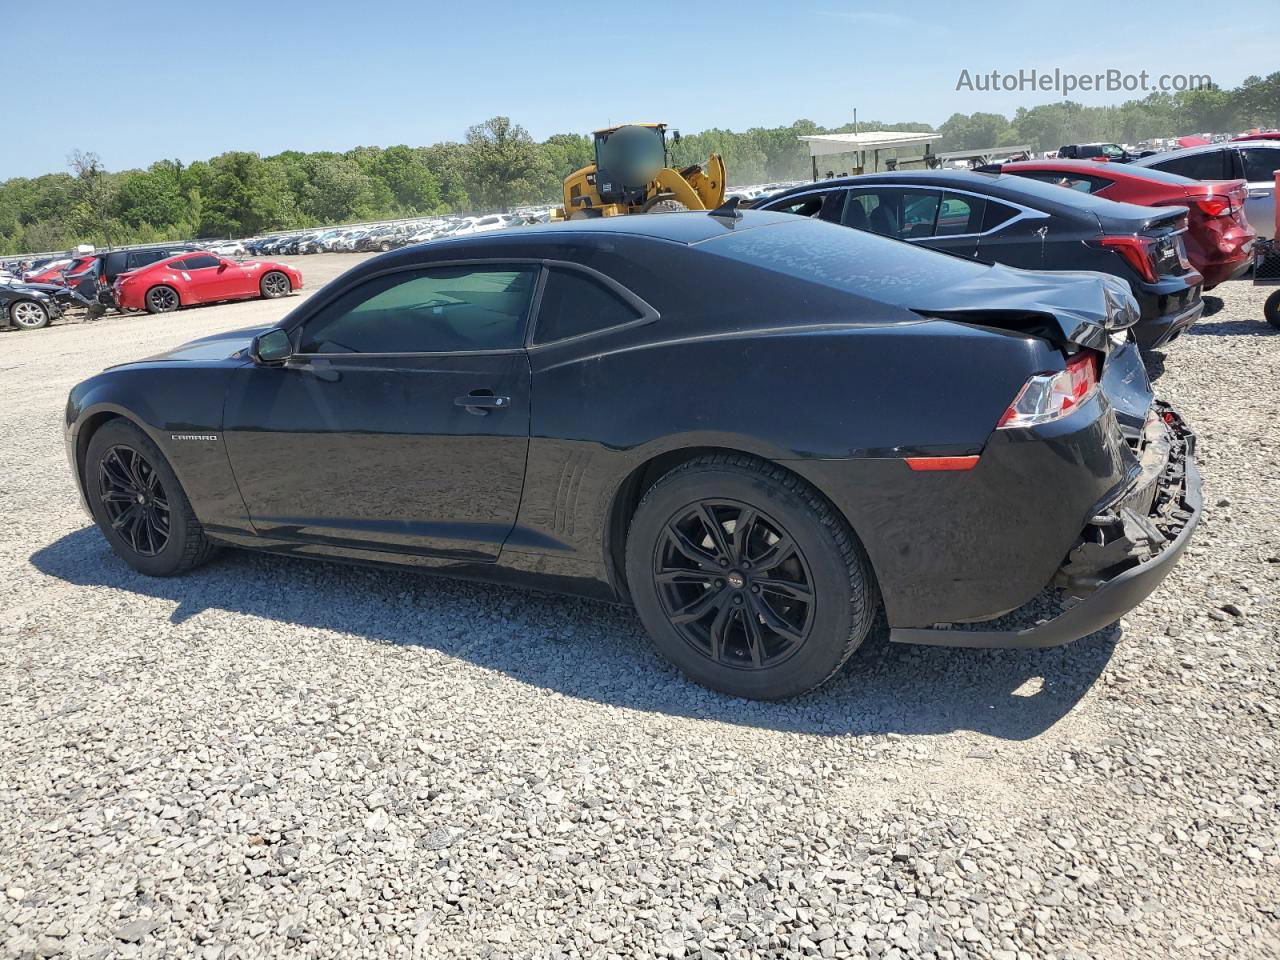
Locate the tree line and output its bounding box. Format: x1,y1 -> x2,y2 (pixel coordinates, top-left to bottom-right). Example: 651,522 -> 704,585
2,72 -> 1276,255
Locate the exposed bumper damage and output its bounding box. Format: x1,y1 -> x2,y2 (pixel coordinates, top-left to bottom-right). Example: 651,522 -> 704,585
890,402 -> 1201,649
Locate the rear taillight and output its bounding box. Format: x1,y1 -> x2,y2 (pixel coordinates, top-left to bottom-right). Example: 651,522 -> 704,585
996,351 -> 1100,430
1194,197 -> 1234,218
1097,235 -> 1158,283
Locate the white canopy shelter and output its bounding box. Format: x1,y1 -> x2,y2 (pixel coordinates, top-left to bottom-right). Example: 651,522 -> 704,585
798,131 -> 942,179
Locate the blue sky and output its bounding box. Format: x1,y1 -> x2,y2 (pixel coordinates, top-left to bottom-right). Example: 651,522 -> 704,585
5,0 -> 1277,180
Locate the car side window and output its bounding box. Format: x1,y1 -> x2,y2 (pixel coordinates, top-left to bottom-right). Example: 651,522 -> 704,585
179,254 -> 221,270
1240,148 -> 1280,182
534,268 -> 644,344
130,251 -> 166,270
1154,150 -> 1226,180
935,192 -> 987,236
843,189 -> 939,239
982,200 -> 1021,232
768,192 -> 832,218
298,265 -> 538,354
1013,171 -> 1109,194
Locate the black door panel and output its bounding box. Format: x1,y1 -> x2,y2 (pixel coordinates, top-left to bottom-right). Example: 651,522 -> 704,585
223,352 -> 530,560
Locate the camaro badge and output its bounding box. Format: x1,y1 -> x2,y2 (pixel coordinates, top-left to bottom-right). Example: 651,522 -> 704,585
170,434 -> 218,441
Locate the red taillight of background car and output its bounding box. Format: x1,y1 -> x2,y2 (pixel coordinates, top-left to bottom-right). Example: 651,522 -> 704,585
1097,234 -> 1159,283
996,351 -> 1100,430
1194,197 -> 1235,218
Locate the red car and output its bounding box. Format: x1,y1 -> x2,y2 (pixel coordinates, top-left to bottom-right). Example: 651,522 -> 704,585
991,159 -> 1255,289
1232,132 -> 1280,142
23,258 -> 76,285
114,252 -> 303,314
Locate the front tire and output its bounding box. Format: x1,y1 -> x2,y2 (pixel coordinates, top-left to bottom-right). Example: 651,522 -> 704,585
260,271 -> 291,299
9,299 -> 50,330
85,419 -> 217,577
145,285 -> 180,313
1265,290 -> 1280,330
625,454 -> 876,700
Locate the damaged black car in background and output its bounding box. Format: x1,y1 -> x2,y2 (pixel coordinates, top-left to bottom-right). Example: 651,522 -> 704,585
63,211 -> 1201,699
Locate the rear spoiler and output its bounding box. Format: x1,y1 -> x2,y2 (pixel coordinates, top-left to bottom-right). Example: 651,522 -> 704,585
1142,207 -> 1189,235
917,308 -> 1127,353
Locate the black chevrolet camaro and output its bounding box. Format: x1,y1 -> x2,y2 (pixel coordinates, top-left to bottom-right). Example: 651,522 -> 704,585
65,210 -> 1202,699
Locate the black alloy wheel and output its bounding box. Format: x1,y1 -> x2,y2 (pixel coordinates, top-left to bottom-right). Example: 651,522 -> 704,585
655,499 -> 815,669
626,454 -> 876,700
146,285 -> 179,313
97,444 -> 171,556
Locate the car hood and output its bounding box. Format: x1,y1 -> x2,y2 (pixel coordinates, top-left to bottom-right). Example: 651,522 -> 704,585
129,325 -> 270,364
910,262 -> 1139,352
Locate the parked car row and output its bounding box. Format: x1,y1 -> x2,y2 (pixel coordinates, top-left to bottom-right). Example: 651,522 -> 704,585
243,212 -> 546,258
1,241 -> 303,329
754,139 -> 1280,347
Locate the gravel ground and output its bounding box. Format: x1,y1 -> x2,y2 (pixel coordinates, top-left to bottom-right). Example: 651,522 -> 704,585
1,262 -> 1278,960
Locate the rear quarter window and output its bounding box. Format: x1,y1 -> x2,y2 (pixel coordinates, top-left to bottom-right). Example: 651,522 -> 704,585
534,268 -> 644,344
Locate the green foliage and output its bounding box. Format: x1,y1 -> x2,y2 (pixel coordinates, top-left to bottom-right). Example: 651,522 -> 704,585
462,117 -> 548,212
2,74 -> 1276,255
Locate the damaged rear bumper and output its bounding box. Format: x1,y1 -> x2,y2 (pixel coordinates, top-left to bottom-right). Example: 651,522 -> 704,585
890,402 -> 1201,649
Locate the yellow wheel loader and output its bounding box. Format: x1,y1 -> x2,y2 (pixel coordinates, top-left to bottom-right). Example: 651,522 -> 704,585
553,123 -> 726,220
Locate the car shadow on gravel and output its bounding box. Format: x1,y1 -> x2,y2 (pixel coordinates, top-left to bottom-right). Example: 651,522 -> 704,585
31,527 -> 1118,742
1187,295 -> 1275,337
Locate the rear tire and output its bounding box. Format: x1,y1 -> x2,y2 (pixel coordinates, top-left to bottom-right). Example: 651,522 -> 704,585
145,285 -> 180,314
260,271 -> 291,299
85,419 -> 217,577
625,453 -> 876,700
9,299 -> 50,330
1265,290 -> 1280,330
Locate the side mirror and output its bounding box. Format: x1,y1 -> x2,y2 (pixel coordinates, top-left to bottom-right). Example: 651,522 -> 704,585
250,328 -> 292,365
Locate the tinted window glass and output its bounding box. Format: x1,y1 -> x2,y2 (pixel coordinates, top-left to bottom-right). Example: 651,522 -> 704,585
983,200 -> 1021,231
128,250 -> 168,270
1154,150 -> 1226,180
1240,148 -> 1280,182
299,266 -> 537,354
1010,170 -> 1110,193
178,254 -> 221,270
534,268 -> 643,344
768,193 -> 831,218
843,189 -> 939,239
936,192 -> 987,235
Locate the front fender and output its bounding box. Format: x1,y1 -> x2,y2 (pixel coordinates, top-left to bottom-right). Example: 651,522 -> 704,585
66,365 -> 254,536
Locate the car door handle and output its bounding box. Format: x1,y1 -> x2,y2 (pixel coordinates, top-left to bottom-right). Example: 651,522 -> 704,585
455,391 -> 510,415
